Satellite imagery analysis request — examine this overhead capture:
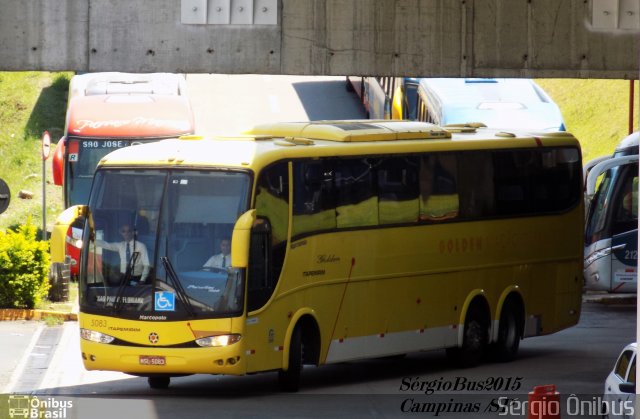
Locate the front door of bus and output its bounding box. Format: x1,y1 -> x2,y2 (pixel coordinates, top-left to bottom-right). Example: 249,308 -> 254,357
609,165 -> 638,293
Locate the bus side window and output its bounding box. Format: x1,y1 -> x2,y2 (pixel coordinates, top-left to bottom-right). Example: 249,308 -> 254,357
493,150 -> 532,215
292,160 -> 336,237
378,156 -> 420,224
458,152 -> 494,218
254,161 -> 289,304
334,158 -> 378,228
247,218 -> 273,312
417,95 -> 426,122
255,162 -> 289,246
419,153 -> 459,221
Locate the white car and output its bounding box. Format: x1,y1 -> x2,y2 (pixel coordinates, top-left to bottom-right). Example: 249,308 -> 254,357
603,342 -> 636,418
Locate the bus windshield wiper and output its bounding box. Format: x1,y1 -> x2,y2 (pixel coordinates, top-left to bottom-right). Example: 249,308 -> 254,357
160,256 -> 196,318
112,252 -> 139,313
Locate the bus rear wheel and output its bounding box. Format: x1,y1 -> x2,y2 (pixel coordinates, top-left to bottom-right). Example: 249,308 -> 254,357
446,309 -> 488,367
148,376 -> 170,389
278,325 -> 303,392
492,301 -> 521,362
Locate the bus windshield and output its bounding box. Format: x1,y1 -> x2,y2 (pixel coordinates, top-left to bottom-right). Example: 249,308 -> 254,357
66,137 -> 157,206
80,168 -> 251,320
585,164 -> 638,246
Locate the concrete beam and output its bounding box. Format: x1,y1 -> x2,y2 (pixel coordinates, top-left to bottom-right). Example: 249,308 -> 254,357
0,0 -> 638,78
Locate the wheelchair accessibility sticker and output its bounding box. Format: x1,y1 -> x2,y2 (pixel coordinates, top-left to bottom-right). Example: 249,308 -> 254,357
155,291 -> 175,311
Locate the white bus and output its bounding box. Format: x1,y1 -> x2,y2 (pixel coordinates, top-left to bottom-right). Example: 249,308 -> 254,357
584,132 -> 638,293
414,78 -> 566,132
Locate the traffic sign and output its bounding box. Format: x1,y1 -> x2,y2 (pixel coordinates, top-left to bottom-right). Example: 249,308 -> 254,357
0,178 -> 10,214
42,131 -> 51,160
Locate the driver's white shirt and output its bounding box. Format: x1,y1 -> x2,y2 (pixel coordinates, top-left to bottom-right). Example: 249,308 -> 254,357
203,252 -> 230,268
97,239 -> 150,278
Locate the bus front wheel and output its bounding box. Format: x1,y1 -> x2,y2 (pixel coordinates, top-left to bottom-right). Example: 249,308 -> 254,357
278,325 -> 303,392
148,376 -> 170,389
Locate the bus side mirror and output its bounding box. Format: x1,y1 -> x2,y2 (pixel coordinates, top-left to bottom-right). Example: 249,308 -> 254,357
619,382 -> 636,394
51,204 -> 88,264
231,209 -> 256,268
52,136 -> 66,186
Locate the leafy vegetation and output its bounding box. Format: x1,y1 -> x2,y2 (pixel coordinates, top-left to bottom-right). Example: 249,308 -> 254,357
0,220 -> 50,308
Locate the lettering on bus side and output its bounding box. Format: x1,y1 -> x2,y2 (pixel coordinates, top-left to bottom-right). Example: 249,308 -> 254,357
316,254 -> 340,263
303,270 -> 326,277
439,232 -> 536,254
439,237 -> 483,254
291,240 -> 307,249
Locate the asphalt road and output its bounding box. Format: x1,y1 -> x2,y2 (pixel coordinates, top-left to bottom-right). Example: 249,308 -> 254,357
185,74 -> 366,136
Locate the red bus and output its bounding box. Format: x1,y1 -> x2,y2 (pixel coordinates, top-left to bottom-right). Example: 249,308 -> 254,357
50,73 -> 195,284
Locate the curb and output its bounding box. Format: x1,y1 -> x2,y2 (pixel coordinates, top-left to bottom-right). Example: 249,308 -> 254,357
0,308 -> 77,322
582,293 -> 637,305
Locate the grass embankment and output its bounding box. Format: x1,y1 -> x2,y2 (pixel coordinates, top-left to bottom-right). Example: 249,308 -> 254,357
0,72 -> 72,316
0,72 -> 71,234
536,79 -> 639,164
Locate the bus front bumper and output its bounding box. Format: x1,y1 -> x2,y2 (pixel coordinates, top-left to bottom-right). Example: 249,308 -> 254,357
80,340 -> 246,376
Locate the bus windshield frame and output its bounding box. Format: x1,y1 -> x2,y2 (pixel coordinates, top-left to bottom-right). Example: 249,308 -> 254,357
79,167 -> 252,321
64,136 -> 175,207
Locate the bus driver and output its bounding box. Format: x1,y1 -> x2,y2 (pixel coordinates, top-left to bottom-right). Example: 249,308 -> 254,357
97,223 -> 150,284
203,238 -> 231,269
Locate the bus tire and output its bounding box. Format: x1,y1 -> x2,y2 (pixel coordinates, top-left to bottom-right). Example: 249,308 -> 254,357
446,308 -> 487,368
148,376 -> 170,389
278,325 -> 303,392
492,300 -> 521,362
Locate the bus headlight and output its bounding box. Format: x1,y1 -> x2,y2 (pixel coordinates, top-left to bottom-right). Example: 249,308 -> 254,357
80,328 -> 115,344
196,334 -> 242,347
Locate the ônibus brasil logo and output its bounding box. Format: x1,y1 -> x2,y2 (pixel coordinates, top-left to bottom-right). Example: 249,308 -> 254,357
7,395 -> 73,418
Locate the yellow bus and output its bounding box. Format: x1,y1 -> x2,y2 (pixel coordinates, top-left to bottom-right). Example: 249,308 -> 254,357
346,76 -> 418,119
76,120 -> 583,391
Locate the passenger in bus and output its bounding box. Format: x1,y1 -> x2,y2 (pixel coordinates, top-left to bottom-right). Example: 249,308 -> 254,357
96,223 -> 150,285
203,238 -> 231,269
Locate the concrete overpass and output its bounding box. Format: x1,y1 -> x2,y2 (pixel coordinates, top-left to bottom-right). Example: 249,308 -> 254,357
0,0 -> 639,78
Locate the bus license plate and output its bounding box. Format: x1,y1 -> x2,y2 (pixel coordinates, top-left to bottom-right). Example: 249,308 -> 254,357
139,355 -> 166,366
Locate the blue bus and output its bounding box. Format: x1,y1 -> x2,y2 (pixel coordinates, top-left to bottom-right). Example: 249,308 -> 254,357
413,78 -> 566,131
